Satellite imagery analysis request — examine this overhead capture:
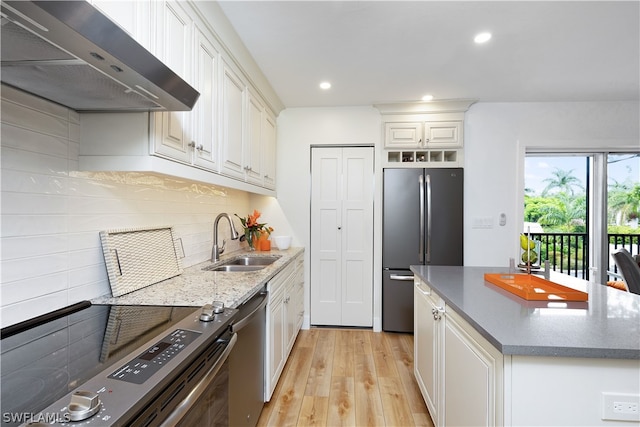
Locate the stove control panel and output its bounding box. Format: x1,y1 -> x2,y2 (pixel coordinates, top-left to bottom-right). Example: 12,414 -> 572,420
108,329 -> 201,384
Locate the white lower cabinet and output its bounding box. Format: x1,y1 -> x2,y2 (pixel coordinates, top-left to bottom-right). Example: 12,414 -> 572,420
265,254 -> 304,401
414,277 -> 503,427
443,308 -> 503,427
414,278 -> 444,424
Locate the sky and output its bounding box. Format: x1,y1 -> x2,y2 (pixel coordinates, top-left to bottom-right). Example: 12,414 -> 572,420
525,154 -> 640,196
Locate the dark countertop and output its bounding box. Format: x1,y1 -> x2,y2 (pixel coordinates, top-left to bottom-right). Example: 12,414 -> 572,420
410,265 -> 640,359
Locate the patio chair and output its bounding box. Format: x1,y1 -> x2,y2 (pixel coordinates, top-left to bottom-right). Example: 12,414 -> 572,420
611,248 -> 640,295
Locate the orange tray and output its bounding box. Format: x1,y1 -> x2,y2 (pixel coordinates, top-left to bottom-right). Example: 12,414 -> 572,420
484,273 -> 588,302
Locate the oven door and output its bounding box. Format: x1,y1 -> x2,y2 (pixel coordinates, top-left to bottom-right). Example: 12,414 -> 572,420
131,330 -> 237,427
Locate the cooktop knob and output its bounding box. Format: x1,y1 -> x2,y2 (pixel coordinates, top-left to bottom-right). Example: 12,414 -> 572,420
68,390 -> 101,421
212,301 -> 225,314
200,304 -> 215,321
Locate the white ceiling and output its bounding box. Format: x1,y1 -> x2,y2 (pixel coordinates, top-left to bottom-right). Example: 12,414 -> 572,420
217,1 -> 640,108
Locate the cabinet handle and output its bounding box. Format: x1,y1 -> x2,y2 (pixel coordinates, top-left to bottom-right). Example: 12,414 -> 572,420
416,284 -> 431,295
188,141 -> 196,148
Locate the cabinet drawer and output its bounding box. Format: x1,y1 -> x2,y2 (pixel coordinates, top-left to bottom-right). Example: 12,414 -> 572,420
267,260 -> 296,294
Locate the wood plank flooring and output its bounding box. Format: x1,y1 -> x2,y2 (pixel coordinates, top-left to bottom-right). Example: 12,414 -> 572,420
257,328 -> 434,427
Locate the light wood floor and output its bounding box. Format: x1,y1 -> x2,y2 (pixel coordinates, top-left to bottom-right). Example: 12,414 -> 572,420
257,328 -> 435,427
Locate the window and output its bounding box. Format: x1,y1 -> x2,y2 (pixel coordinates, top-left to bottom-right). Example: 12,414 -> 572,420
524,152 -> 639,282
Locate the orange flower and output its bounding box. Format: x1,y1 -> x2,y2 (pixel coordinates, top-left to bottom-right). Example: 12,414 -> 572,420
247,209 -> 261,227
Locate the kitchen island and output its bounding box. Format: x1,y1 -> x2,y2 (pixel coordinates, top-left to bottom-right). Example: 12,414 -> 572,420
411,265 -> 640,427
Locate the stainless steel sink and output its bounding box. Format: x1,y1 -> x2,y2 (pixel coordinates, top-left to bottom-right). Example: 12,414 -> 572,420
203,255 -> 281,272
227,256 -> 280,266
208,265 -> 266,272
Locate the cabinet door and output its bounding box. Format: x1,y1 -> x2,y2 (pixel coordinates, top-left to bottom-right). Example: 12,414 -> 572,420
285,283 -> 297,354
424,121 -> 463,148
310,147 -> 374,327
245,89 -> 264,185
384,122 -> 423,148
292,258 -> 305,331
414,279 -> 442,424
262,109 -> 277,190
191,25 -> 219,171
266,287 -> 285,401
219,60 -> 245,179
152,0 -> 192,163
443,309 -> 503,427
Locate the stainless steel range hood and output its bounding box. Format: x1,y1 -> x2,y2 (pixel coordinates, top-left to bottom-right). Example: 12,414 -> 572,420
1,1 -> 199,112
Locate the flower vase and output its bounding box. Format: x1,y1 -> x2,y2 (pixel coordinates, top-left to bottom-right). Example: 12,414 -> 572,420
258,231 -> 271,251
245,230 -> 258,251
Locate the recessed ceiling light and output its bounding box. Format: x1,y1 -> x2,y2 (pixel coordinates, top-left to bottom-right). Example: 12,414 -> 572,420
474,32 -> 492,44
422,94 -> 434,101
319,81 -> 331,90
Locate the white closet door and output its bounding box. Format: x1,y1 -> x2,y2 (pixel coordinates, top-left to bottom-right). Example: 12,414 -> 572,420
310,146 -> 373,327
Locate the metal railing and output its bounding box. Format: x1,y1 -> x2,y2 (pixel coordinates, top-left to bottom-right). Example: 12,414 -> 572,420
529,232 -> 639,280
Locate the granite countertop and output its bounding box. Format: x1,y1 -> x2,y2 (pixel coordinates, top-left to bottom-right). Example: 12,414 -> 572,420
410,265 -> 640,359
92,247 -> 304,309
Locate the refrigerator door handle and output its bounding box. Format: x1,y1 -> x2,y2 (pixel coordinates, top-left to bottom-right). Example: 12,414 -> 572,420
419,174 -> 425,263
390,274 -> 415,281
426,174 -> 432,263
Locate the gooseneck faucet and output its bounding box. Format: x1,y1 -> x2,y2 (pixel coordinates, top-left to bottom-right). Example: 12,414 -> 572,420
212,213 -> 239,262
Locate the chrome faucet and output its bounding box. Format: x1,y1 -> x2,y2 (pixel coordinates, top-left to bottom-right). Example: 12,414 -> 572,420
212,213 -> 239,262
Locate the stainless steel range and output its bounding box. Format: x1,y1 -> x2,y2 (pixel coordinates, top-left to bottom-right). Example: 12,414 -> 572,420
1,301 -> 237,426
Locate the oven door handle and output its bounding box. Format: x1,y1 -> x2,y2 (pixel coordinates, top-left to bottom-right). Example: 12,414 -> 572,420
159,332 -> 237,427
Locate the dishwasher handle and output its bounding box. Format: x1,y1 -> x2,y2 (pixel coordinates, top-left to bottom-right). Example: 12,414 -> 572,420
160,332 -> 237,427
231,291 -> 268,333
390,274 -> 415,281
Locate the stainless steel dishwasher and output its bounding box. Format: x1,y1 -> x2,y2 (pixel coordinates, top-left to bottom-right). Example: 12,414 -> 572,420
229,287 -> 268,427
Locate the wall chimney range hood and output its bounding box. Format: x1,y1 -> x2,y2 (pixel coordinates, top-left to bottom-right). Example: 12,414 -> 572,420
1,1 -> 199,112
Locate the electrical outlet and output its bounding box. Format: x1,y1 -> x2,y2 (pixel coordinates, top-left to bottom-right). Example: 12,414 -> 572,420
602,392 -> 640,422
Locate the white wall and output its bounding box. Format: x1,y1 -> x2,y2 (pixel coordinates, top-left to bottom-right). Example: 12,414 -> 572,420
464,101 -> 640,267
276,101 -> 639,331
275,106 -> 382,329
0,86 -> 254,328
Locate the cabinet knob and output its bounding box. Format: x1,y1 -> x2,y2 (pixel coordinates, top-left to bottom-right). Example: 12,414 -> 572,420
188,141 -> 196,148
196,144 -> 204,151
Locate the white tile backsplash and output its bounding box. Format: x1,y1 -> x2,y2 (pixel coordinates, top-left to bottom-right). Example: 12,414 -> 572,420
1,87 -> 252,328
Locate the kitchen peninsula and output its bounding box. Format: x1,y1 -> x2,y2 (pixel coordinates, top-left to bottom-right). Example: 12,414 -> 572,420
411,265 -> 640,427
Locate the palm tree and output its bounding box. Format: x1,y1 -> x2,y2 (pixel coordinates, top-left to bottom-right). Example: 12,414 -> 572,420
608,182 -> 640,225
541,168 -> 584,197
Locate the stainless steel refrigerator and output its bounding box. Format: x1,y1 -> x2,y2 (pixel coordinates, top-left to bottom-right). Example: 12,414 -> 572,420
382,168 -> 463,332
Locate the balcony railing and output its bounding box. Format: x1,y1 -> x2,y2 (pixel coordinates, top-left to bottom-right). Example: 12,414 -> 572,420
529,232 -> 639,280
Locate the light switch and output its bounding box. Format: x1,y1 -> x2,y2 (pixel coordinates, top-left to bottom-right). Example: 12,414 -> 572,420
472,216 -> 494,229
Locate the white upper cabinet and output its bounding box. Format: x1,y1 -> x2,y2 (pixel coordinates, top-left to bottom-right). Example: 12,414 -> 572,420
219,59 -> 246,180
384,120 -> 462,149
385,122 -> 424,148
245,88 -> 264,185
424,121 -> 463,148
262,110 -> 277,190
79,0 -> 279,196
244,88 -> 277,189
191,23 -> 220,171
152,0 -> 193,163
